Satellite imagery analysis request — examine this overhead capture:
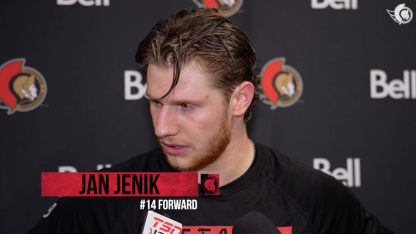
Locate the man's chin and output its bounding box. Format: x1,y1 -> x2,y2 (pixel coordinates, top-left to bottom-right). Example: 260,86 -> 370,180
164,153 -> 211,172
166,158 -> 197,172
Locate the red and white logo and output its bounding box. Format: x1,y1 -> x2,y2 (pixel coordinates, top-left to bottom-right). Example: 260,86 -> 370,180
192,0 -> 244,17
0,59 -> 47,114
142,210 -> 182,234
201,174 -> 220,195
259,58 -> 303,109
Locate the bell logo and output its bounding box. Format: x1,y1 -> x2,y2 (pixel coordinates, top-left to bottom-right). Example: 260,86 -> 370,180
124,70 -> 147,100
313,158 -> 361,187
58,164 -> 112,172
57,0 -> 110,6
370,69 -> 416,99
311,0 -> 358,10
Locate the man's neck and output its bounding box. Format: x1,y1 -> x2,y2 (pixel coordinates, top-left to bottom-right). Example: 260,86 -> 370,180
198,123 -> 255,187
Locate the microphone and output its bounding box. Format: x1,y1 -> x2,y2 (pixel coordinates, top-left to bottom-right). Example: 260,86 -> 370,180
141,210 -> 183,234
233,211 -> 279,234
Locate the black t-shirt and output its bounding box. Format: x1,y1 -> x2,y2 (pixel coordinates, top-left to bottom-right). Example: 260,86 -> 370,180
28,143 -> 393,234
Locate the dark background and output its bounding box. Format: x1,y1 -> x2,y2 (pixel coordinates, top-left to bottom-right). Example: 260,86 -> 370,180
1,0 -> 415,233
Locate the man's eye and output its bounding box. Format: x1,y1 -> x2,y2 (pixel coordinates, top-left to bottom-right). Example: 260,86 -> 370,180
180,103 -> 193,111
150,100 -> 162,107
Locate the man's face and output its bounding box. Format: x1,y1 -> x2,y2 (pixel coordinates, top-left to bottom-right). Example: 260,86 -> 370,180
146,62 -> 231,171
401,9 -> 410,20
29,84 -> 38,99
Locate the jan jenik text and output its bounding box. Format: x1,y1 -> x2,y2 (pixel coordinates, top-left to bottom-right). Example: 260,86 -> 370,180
79,174 -> 160,195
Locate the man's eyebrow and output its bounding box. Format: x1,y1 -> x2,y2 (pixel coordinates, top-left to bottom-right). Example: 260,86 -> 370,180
145,93 -> 203,105
170,99 -> 201,105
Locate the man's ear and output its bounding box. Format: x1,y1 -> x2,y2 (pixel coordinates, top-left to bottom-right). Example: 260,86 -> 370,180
230,81 -> 255,117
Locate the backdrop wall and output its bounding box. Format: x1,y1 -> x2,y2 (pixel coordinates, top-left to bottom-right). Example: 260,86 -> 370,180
1,0 -> 415,233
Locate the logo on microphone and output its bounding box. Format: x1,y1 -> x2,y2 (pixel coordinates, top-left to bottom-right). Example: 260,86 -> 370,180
142,210 -> 182,234
387,3 -> 413,25
0,59 -> 47,114
192,0 -> 244,17
201,174 -> 219,195
259,58 -> 303,109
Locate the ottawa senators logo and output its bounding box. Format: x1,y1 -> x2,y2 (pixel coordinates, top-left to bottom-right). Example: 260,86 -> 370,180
0,59 -> 47,114
259,58 -> 303,109
201,174 -> 219,195
192,0 -> 243,17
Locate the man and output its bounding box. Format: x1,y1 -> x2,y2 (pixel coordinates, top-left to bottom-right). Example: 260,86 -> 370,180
29,8 -> 392,234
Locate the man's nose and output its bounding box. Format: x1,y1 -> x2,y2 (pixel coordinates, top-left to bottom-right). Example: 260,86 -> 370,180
154,106 -> 179,138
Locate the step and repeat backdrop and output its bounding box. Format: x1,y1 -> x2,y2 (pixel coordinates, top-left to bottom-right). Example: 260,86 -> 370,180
1,0 -> 415,233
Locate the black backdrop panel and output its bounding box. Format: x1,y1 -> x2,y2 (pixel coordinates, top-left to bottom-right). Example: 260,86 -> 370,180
1,1 -> 415,233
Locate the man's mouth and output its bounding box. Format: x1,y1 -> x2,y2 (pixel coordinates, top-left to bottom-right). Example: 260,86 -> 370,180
161,142 -> 188,156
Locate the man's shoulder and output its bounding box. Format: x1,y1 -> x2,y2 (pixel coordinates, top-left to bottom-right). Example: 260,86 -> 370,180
257,143 -> 344,196
258,143 -> 392,233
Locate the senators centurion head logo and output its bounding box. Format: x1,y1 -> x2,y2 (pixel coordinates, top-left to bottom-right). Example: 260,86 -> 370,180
193,0 -> 243,17
387,3 -> 413,25
201,174 -> 219,195
259,58 -> 303,109
0,59 -> 47,114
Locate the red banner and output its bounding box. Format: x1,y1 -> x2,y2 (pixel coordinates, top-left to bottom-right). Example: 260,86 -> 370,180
182,226 -> 292,234
41,172 -> 198,197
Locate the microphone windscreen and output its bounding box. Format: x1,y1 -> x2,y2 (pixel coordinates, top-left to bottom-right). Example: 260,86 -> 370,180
233,211 -> 279,234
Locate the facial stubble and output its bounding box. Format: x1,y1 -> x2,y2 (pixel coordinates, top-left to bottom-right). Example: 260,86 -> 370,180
161,111 -> 231,172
